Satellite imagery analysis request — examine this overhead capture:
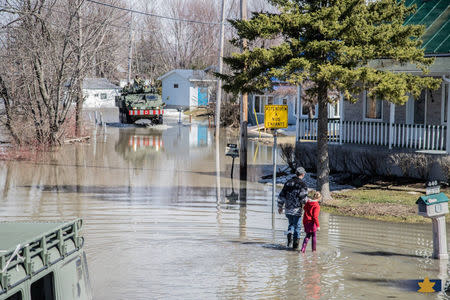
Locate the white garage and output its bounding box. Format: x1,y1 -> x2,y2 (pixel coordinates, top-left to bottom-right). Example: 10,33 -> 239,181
157,69 -> 216,109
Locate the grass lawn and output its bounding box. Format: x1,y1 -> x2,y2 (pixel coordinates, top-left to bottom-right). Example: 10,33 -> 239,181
325,187 -> 450,223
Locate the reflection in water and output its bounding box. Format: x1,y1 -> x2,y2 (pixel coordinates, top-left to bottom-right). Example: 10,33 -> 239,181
0,118 -> 450,299
304,255 -> 322,299
215,125 -> 221,226
114,128 -> 163,166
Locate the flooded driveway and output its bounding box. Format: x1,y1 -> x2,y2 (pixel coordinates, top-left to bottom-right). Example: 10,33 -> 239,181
0,111 -> 448,299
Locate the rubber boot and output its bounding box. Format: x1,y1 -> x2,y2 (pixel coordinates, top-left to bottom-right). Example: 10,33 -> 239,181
292,238 -> 299,250
301,241 -> 307,253
287,233 -> 292,247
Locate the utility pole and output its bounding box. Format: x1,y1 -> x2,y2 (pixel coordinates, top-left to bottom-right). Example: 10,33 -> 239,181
127,12 -> 133,83
216,0 -> 225,132
215,0 -> 226,203
239,0 -> 248,187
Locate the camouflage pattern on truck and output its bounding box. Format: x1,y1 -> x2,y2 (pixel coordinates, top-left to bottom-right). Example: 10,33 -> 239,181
115,78 -> 165,124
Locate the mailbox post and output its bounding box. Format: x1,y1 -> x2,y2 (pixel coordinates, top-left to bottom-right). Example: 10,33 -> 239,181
416,182 -> 449,259
177,107 -> 183,123
225,143 -> 239,179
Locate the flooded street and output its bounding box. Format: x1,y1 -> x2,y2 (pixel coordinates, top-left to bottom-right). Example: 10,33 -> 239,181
0,111 -> 449,299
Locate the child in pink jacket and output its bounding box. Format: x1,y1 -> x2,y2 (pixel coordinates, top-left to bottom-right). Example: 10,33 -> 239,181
301,191 -> 321,253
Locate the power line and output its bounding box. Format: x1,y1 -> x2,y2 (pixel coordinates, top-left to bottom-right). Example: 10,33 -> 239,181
0,4 -> 156,35
86,0 -> 221,26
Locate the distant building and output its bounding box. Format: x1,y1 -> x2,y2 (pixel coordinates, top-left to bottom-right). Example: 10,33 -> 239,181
157,69 -> 217,108
82,78 -> 120,108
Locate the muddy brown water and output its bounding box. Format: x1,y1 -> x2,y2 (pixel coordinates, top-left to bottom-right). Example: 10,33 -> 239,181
0,110 -> 449,299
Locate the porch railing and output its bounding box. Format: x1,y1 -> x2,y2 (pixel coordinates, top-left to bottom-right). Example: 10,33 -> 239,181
298,119 -> 447,151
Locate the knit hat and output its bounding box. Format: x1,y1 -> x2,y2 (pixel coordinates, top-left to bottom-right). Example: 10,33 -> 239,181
295,166 -> 306,176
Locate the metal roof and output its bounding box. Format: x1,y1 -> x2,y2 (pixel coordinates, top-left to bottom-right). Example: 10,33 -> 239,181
0,221 -> 70,254
404,0 -> 450,54
157,69 -> 216,82
83,78 -> 120,90
416,192 -> 449,205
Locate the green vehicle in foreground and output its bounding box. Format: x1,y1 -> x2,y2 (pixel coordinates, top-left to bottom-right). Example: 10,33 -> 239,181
0,219 -> 91,300
115,83 -> 165,125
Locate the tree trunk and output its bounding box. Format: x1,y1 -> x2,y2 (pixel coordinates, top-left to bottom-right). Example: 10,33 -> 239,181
0,76 -> 20,145
75,4 -> 83,137
316,82 -> 331,200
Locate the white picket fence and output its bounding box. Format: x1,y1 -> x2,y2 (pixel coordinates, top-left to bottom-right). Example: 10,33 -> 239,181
298,119 -> 448,151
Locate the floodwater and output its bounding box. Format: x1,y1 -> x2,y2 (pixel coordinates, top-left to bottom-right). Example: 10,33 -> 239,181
0,110 -> 449,299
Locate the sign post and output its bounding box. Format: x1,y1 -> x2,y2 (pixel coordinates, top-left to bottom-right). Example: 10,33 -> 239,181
264,105 -> 288,213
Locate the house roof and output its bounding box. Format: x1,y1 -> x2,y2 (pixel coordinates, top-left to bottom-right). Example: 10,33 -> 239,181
404,0 -> 449,54
157,69 -> 217,82
83,78 -> 120,90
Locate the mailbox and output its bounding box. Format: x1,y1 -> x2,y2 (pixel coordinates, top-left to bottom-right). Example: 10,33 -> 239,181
416,183 -> 449,259
416,193 -> 449,218
225,143 -> 239,158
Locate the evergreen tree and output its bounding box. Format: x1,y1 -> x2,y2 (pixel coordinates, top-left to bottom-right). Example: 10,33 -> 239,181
219,0 -> 441,200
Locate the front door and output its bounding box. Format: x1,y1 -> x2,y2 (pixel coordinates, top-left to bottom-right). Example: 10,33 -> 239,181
198,87 -> 208,106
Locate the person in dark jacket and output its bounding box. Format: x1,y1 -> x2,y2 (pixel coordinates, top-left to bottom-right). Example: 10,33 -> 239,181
278,166 -> 308,249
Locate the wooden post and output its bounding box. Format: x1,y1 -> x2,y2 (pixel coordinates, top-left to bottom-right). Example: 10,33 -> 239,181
239,0 -> 248,186
432,216 -> 448,259
389,102 -> 395,149
295,85 -> 301,142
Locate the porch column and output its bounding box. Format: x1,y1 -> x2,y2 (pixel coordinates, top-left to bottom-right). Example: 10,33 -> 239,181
424,89 -> 428,126
446,83 -> 450,154
296,85 -> 302,141
339,92 -> 344,145
389,102 -> 395,149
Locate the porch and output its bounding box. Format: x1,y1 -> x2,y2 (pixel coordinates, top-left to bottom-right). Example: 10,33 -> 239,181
297,119 -> 448,152
295,79 -> 450,154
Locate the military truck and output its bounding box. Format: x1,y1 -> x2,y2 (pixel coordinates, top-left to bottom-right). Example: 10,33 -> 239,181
0,219 -> 92,300
115,80 -> 165,125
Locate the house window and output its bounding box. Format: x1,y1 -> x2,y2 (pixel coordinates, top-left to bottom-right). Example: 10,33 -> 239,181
174,84 -> 179,88
282,98 -> 288,105
94,94 -> 99,97
31,272 -> 55,300
100,93 -> 107,100
254,96 -> 262,113
330,101 -> 340,118
267,96 -> 274,105
364,92 -> 382,120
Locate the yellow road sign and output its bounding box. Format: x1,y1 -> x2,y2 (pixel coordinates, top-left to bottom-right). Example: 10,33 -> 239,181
264,105 -> 288,128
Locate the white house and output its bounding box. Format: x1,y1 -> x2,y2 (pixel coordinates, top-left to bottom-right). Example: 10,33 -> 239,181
295,1 -> 450,154
157,69 -> 217,108
83,78 -> 121,108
